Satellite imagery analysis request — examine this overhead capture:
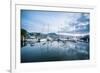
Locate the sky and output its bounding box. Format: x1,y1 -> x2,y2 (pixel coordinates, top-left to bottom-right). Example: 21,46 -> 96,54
21,10 -> 90,34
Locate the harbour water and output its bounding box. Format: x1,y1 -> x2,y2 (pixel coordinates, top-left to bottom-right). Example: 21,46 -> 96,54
21,40 -> 89,63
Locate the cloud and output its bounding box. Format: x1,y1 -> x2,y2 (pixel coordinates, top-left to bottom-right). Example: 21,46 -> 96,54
21,10 -> 90,34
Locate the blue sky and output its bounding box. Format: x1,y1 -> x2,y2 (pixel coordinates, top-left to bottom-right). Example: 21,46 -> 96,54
21,10 -> 90,34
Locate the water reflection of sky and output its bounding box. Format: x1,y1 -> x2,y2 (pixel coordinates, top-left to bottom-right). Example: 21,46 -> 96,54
21,41 -> 89,63
21,10 -> 90,34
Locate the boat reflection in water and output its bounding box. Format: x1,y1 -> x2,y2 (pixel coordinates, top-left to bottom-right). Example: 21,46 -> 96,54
21,38 -> 89,63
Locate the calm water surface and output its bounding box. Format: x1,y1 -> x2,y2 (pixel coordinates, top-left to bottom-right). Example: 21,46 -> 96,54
21,41 -> 89,63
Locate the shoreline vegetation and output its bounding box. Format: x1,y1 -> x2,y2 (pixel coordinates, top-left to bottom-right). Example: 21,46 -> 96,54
21,28 -> 89,48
